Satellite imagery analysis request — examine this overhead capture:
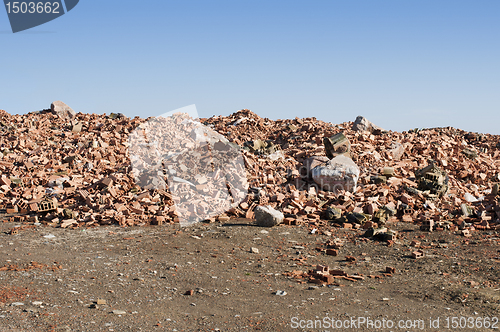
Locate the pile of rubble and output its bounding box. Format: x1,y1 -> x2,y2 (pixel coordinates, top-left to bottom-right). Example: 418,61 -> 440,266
0,103 -> 499,236
204,109 -> 500,236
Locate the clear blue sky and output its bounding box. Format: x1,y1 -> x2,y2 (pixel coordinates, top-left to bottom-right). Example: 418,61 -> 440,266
1,1 -> 499,134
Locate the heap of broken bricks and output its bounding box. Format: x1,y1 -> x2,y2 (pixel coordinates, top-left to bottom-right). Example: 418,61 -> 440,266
0,108 -> 498,243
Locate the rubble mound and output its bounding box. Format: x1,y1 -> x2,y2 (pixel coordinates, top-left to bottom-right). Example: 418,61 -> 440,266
0,108 -> 498,235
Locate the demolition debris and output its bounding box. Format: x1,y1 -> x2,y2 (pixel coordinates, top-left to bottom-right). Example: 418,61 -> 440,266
0,106 -> 498,238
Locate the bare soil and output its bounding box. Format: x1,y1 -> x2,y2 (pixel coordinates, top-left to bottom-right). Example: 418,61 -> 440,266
0,220 -> 499,332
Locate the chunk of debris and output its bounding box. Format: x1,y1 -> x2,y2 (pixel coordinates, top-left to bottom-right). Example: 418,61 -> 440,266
312,155 -> 360,193
254,205 -> 284,227
51,100 -> 76,119
411,250 -> 424,259
352,116 -> 384,133
415,160 -> 449,197
323,133 -> 351,159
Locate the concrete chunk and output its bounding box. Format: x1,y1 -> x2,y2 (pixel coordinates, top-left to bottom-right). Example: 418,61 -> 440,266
51,101 -> 76,119
311,155 -> 360,193
254,205 -> 284,227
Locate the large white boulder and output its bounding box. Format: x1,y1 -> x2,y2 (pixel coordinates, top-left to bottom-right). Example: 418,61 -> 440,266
51,101 -> 76,119
254,205 -> 284,227
352,116 -> 383,133
311,155 -> 360,193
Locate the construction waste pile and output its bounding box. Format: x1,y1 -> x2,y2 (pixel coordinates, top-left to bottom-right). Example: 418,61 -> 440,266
0,104 -> 499,238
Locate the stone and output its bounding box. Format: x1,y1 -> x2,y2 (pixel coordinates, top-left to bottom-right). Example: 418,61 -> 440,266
311,155 -> 360,193
461,203 -> 474,217
112,310 -> 126,315
10,302 -> 24,306
71,122 -> 83,133
464,193 -> 478,203
352,116 -> 383,133
254,205 -> 284,227
109,113 -> 125,119
389,142 -> 405,160
51,101 -> 76,119
303,156 -> 329,179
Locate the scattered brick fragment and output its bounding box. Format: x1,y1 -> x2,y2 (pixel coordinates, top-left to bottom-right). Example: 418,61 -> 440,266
386,266 -> 396,274
411,250 -> 424,259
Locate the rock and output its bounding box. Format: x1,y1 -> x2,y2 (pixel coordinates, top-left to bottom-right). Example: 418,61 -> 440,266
464,193 -> 478,203
109,112 -> 125,119
303,156 -> 329,179
311,155 -> 360,193
71,122 -> 83,133
352,116 -> 382,133
389,142 -> 405,160
112,310 -> 126,315
10,302 -> 24,306
51,101 -> 76,119
254,205 -> 284,227
250,247 -> 259,253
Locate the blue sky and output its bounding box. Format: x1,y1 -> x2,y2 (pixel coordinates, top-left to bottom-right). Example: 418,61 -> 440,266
1,1 -> 499,134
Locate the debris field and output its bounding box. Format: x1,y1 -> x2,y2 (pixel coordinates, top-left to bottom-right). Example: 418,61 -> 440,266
0,106 -> 499,238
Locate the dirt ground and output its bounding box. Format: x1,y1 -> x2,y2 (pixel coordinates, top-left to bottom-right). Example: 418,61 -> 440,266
0,219 -> 498,332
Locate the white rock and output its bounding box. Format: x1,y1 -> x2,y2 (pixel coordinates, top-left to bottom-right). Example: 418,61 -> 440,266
464,193 -> 478,203
312,155 -> 360,193
303,156 -> 329,179
254,205 -> 284,227
112,310 -> 127,315
389,142 -> 405,160
51,101 -> 76,119
352,116 -> 383,133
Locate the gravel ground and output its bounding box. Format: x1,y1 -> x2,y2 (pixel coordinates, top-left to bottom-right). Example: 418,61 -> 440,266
0,219 -> 499,332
